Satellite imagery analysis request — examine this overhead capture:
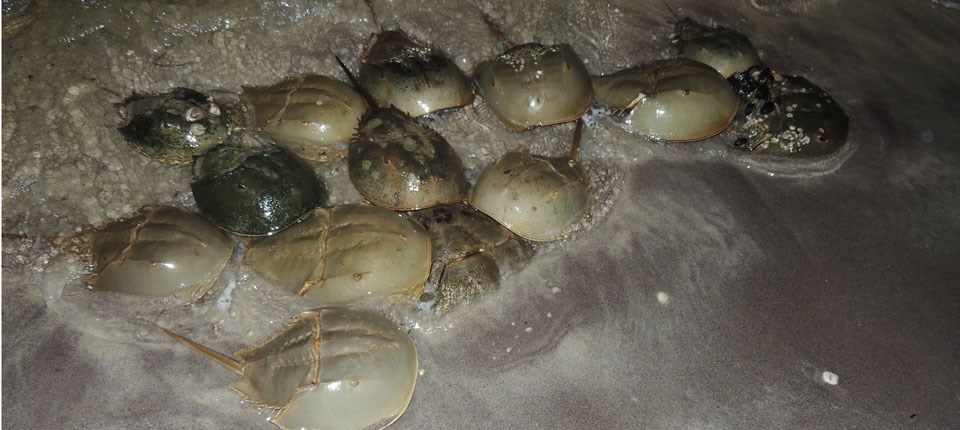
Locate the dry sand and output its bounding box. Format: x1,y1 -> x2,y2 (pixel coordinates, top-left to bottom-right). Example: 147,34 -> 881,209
3,0 -> 959,428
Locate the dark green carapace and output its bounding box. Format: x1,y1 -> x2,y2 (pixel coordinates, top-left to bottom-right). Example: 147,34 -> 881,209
191,144 -> 328,236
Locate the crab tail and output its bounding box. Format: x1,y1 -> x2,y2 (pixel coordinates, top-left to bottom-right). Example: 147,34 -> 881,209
334,55 -> 380,110
570,119 -> 584,162
476,7 -> 514,50
362,0 -> 384,32
157,325 -> 244,375
662,0 -> 682,22
334,56 -> 361,88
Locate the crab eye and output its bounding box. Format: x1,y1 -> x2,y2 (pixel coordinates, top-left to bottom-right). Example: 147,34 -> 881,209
189,123 -> 206,136
185,107 -> 205,122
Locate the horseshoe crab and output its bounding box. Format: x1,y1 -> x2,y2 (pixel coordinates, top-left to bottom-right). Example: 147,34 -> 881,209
337,57 -> 470,210
348,107 -> 470,210
474,43 -> 593,131
241,75 -> 368,162
159,306 -> 418,430
592,58 -> 739,142
666,6 -> 762,78
730,67 -> 849,157
245,204 -> 431,306
359,30 -> 474,117
469,120 -> 593,241
410,204 -> 534,313
191,143 -> 329,236
118,88 -> 230,164
85,205 -> 234,300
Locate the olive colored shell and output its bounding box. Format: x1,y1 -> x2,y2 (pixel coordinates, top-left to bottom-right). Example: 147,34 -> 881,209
735,73 -> 849,157
167,307 -> 418,430
241,75 -> 368,161
245,204 -> 432,305
348,107 -> 469,210
592,58 -> 739,142
474,43 -> 593,131
86,205 -> 234,300
118,88 -> 230,164
673,18 -> 761,78
359,30 -> 474,117
191,144 -> 328,236
469,150 -> 593,241
237,307 -> 418,430
411,205 -> 534,312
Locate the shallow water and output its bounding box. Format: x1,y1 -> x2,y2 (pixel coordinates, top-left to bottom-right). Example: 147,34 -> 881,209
4,0 -> 960,429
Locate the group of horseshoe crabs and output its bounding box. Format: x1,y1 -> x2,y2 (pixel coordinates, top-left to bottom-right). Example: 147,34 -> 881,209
68,10 -> 852,430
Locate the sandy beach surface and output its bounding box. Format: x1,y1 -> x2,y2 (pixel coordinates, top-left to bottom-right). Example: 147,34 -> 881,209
3,0 -> 959,428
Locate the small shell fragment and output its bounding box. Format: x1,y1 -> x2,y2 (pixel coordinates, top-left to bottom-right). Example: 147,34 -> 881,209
86,205 -> 234,300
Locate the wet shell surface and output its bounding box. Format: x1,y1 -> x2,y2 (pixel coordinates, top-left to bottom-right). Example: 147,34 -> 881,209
592,58 -> 739,142
2,0 -> 40,39
161,306 -> 418,430
410,204 -> 534,313
672,17 -> 762,78
86,205 -> 234,300
474,43 -> 593,131
359,30 -> 474,117
731,69 -> 849,157
469,148 -> 593,242
348,107 -> 469,210
118,88 -> 230,164
191,144 -> 329,236
241,75 -> 368,161
244,204 -> 432,306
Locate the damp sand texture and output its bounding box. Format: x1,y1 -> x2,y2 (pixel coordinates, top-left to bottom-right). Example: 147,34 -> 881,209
4,1 -> 960,429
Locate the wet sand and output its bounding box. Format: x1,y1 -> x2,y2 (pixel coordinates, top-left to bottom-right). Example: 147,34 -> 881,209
3,0 -> 960,428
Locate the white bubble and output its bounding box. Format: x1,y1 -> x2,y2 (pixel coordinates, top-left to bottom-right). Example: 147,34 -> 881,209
656,291 -> 670,304
822,370 -> 839,385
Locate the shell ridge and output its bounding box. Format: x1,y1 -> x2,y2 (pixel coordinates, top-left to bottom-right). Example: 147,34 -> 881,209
317,339 -> 399,363
311,312 -> 322,385
133,219 -> 216,249
297,217 -> 331,296
91,207 -> 152,279
319,326 -> 398,343
234,311 -> 315,358
329,224 -> 411,249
